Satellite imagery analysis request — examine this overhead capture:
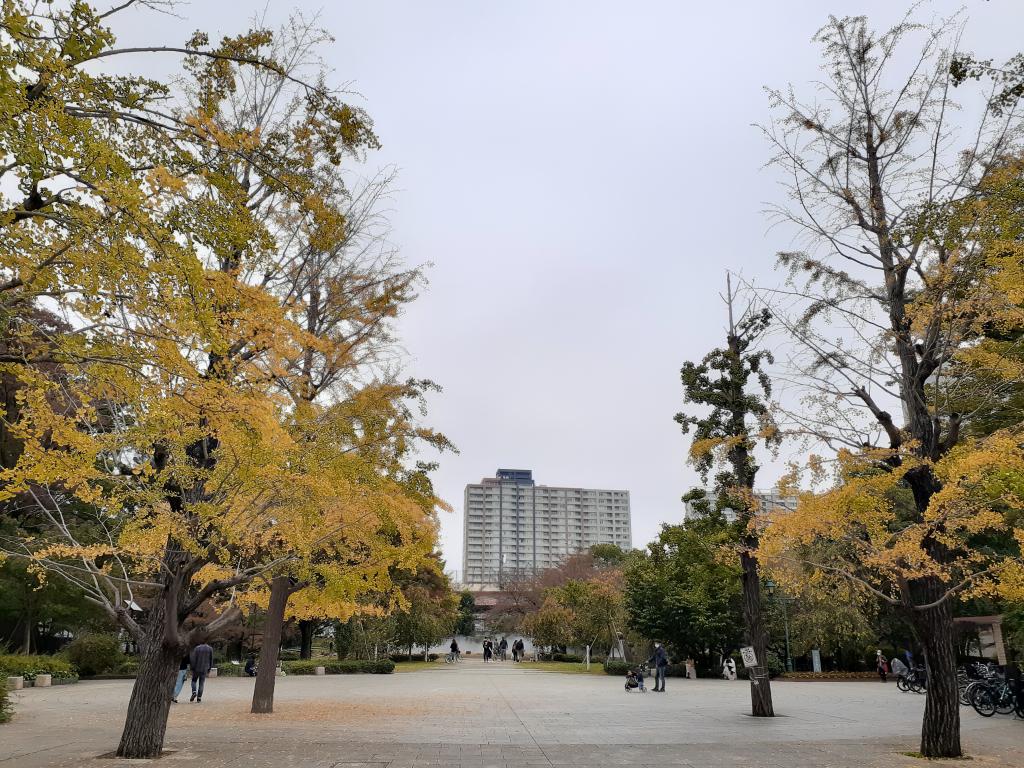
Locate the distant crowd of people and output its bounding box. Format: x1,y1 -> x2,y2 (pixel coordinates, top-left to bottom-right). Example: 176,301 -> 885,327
448,636 -> 527,662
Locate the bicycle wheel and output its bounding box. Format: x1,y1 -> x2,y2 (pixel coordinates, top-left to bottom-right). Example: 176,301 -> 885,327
959,683 -> 971,706
996,691 -> 1015,715
971,686 -> 997,717
897,677 -> 910,692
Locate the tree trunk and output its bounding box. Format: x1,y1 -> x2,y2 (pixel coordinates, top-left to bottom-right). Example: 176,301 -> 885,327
21,606 -> 31,654
740,550 -> 774,717
910,591 -> 961,758
116,597 -> 180,758
299,620 -> 315,660
251,575 -> 291,714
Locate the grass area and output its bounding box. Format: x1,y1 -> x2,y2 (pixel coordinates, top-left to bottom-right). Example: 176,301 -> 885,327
392,660 -> 446,673
517,661 -> 605,675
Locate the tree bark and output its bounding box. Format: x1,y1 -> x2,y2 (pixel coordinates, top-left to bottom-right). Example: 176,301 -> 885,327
116,595 -> 180,758
299,620 -> 315,660
740,550 -> 774,717
251,575 -> 291,714
910,585 -> 961,758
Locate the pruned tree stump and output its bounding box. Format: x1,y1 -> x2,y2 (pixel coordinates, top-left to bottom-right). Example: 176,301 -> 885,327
7,676 -> 24,690
35,674 -> 52,687
315,666 -> 326,676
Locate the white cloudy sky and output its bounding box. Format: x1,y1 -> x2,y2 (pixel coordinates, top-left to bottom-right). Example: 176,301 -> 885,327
111,0 -> 1022,578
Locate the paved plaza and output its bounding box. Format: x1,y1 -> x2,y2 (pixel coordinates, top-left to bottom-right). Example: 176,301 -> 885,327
2,660 -> 1022,767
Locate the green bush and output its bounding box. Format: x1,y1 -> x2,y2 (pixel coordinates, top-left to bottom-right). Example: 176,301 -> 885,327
0,654 -> 77,682
65,634 -> 125,676
551,653 -> 582,663
282,659 -> 394,675
389,653 -> 438,662
278,649 -> 301,661
113,659 -> 140,676
603,660 -> 630,675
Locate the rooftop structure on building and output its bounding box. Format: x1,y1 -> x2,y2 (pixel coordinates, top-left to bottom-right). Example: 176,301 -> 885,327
462,469 -> 632,589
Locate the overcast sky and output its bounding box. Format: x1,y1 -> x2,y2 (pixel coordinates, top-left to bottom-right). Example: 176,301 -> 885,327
112,0 -> 1022,578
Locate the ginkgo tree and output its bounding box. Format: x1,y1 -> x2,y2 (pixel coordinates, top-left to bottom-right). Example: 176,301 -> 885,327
758,11 -> 1024,757
0,1 -> 447,759
163,21 -> 453,714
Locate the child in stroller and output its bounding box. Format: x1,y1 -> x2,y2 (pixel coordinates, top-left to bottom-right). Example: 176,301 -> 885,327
625,664 -> 648,693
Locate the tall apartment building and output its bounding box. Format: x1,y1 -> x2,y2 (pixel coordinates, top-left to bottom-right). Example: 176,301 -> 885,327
682,488 -> 798,524
462,469 -> 632,588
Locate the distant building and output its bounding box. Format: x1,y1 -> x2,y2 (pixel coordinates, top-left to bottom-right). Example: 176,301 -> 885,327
462,469 -> 632,589
682,488 -> 798,524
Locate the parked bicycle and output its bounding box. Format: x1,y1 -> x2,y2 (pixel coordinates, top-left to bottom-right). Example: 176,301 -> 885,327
896,665 -> 927,694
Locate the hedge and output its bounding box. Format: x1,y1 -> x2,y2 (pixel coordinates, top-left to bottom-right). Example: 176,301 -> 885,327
604,661 -> 629,675
0,654 -> 78,683
282,659 -> 394,675
779,671 -> 877,680
550,653 -> 583,663
388,654 -> 439,663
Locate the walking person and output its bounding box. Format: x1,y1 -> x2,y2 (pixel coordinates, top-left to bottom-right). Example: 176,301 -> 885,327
875,650 -> 888,682
649,642 -> 669,692
483,639 -> 493,663
499,637 -> 508,662
172,653 -> 190,703
189,641 -> 214,702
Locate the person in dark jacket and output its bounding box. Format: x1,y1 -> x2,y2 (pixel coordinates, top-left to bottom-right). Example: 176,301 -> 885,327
649,642 -> 669,692
244,654 -> 257,677
172,654 -> 190,703
189,642 -> 214,702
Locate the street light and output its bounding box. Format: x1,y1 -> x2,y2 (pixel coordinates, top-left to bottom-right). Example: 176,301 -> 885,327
764,579 -> 794,673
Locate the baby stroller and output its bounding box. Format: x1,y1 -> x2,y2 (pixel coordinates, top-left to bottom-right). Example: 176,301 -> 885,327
625,664 -> 649,693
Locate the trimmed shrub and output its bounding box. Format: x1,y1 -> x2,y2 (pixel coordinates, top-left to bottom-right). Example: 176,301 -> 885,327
389,654 -> 439,663
779,671 -> 877,680
65,634 -> 125,676
551,653 -> 582,663
0,654 -> 77,682
604,660 -> 630,676
278,649 -> 301,661
282,659 -> 394,675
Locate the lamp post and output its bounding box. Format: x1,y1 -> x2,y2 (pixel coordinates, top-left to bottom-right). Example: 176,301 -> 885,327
765,580 -> 794,673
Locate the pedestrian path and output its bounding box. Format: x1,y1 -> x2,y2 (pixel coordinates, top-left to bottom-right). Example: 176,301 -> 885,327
2,666 -> 1022,767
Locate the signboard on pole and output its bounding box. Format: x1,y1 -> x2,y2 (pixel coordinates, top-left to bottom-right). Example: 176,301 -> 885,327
811,648 -> 822,673
740,646 -> 758,667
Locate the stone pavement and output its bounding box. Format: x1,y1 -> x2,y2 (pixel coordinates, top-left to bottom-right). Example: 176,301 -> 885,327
2,659 -> 1022,767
